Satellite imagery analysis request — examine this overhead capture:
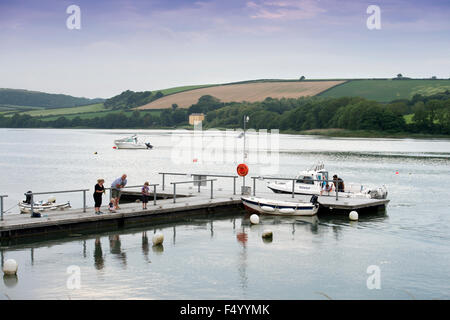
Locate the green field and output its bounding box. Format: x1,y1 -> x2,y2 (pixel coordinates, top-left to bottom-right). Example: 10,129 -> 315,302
16,103 -> 106,117
159,84 -> 216,96
0,102 -> 161,121
0,105 -> 45,113
42,109 -> 161,121
319,79 -> 450,102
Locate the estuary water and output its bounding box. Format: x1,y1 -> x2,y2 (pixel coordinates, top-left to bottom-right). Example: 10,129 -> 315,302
0,128 -> 449,299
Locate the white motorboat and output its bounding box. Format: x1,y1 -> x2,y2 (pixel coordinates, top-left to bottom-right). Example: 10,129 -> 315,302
266,163 -> 388,200
241,195 -> 319,216
114,135 -> 153,149
19,197 -> 71,214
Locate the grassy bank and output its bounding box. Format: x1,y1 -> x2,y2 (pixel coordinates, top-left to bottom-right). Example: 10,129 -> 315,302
319,79 -> 450,102
291,128 -> 450,139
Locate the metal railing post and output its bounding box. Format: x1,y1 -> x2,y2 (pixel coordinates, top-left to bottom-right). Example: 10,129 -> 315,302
0,195 -> 6,221
83,190 -> 86,213
173,184 -> 176,203
233,177 -> 236,195
198,182 -> 201,193
292,179 -> 295,198
153,185 -> 157,206
30,193 -> 34,217
162,173 -> 165,191
335,181 -> 339,201
210,180 -> 213,199
253,177 -> 256,196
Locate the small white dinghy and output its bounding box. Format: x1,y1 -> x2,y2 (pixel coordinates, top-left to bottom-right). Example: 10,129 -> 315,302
241,195 -> 319,216
19,195 -> 71,214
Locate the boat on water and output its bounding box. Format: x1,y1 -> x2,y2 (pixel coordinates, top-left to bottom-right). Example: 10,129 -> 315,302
241,195 -> 319,216
266,163 -> 388,200
19,195 -> 71,214
114,135 -> 153,149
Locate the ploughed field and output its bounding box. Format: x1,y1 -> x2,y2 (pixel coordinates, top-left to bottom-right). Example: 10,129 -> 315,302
136,81 -> 345,109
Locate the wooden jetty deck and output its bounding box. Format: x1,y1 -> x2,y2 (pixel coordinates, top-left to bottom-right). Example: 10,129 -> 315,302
0,186 -> 389,239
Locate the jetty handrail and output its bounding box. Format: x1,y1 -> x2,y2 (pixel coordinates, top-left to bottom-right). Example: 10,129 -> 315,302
25,189 -> 90,216
170,179 -> 217,203
28,189 -> 89,196
104,184 -> 159,190
0,194 -> 7,221
250,176 -> 343,200
192,174 -> 238,195
159,172 -> 190,191
159,172 -> 238,194
105,184 -> 160,205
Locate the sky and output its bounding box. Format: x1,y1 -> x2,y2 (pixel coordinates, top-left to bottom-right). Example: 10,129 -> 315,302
0,0 -> 449,98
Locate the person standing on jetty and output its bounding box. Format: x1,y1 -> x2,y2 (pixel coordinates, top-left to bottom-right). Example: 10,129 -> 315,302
333,174 -> 345,192
110,174 -> 127,210
93,179 -> 105,215
141,181 -> 150,210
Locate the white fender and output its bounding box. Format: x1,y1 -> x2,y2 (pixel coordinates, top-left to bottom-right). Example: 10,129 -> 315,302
261,206 -> 275,212
279,208 -> 295,214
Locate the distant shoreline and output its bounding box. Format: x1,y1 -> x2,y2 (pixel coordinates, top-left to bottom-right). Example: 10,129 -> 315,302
2,126 -> 449,140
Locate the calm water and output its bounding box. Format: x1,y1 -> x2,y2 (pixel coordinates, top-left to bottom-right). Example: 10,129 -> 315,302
0,128 -> 450,299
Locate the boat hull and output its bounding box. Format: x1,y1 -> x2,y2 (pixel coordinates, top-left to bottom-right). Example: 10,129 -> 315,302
267,184 -> 379,199
241,196 -> 318,216
114,142 -> 149,149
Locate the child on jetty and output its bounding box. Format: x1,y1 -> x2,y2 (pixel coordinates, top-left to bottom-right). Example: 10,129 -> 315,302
142,181 -> 150,210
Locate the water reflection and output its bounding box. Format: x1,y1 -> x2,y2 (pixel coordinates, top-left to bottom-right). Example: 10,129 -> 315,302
83,240 -> 87,258
94,238 -> 104,270
3,275 -> 18,288
0,211 -> 396,299
172,226 -> 176,245
152,244 -> 164,254
141,232 -> 149,262
210,221 -> 214,238
109,235 -> 127,268
236,225 -> 248,293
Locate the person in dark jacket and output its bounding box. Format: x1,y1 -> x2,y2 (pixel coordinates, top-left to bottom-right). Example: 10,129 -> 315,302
333,175 -> 345,192
93,179 -> 105,214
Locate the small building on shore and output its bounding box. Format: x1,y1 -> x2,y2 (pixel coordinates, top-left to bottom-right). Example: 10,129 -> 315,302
189,113 -> 205,125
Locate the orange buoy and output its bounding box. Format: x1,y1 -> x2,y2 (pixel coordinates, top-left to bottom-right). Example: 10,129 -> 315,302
237,163 -> 249,177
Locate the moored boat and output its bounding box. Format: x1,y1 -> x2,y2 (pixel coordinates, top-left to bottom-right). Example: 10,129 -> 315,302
19,197 -> 71,214
266,163 -> 388,200
114,135 -> 153,149
241,195 -> 319,216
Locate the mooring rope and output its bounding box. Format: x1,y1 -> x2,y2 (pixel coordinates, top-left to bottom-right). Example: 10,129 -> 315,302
2,204 -> 18,214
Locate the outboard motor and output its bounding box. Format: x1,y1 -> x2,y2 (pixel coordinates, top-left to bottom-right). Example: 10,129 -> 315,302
310,195 -> 319,205
145,142 -> 153,149
24,191 -> 32,204
368,187 -> 388,199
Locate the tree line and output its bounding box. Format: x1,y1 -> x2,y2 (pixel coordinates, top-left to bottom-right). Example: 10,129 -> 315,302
104,90 -> 164,110
1,91 -> 449,135
0,88 -> 104,109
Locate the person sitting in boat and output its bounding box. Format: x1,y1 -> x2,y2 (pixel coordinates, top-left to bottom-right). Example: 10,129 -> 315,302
320,183 -> 333,195
23,191 -> 32,204
333,175 -> 345,192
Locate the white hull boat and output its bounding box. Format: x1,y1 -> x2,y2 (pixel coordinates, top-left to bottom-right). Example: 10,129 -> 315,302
114,135 -> 153,149
19,201 -> 71,214
266,163 -> 388,200
241,196 -> 319,216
